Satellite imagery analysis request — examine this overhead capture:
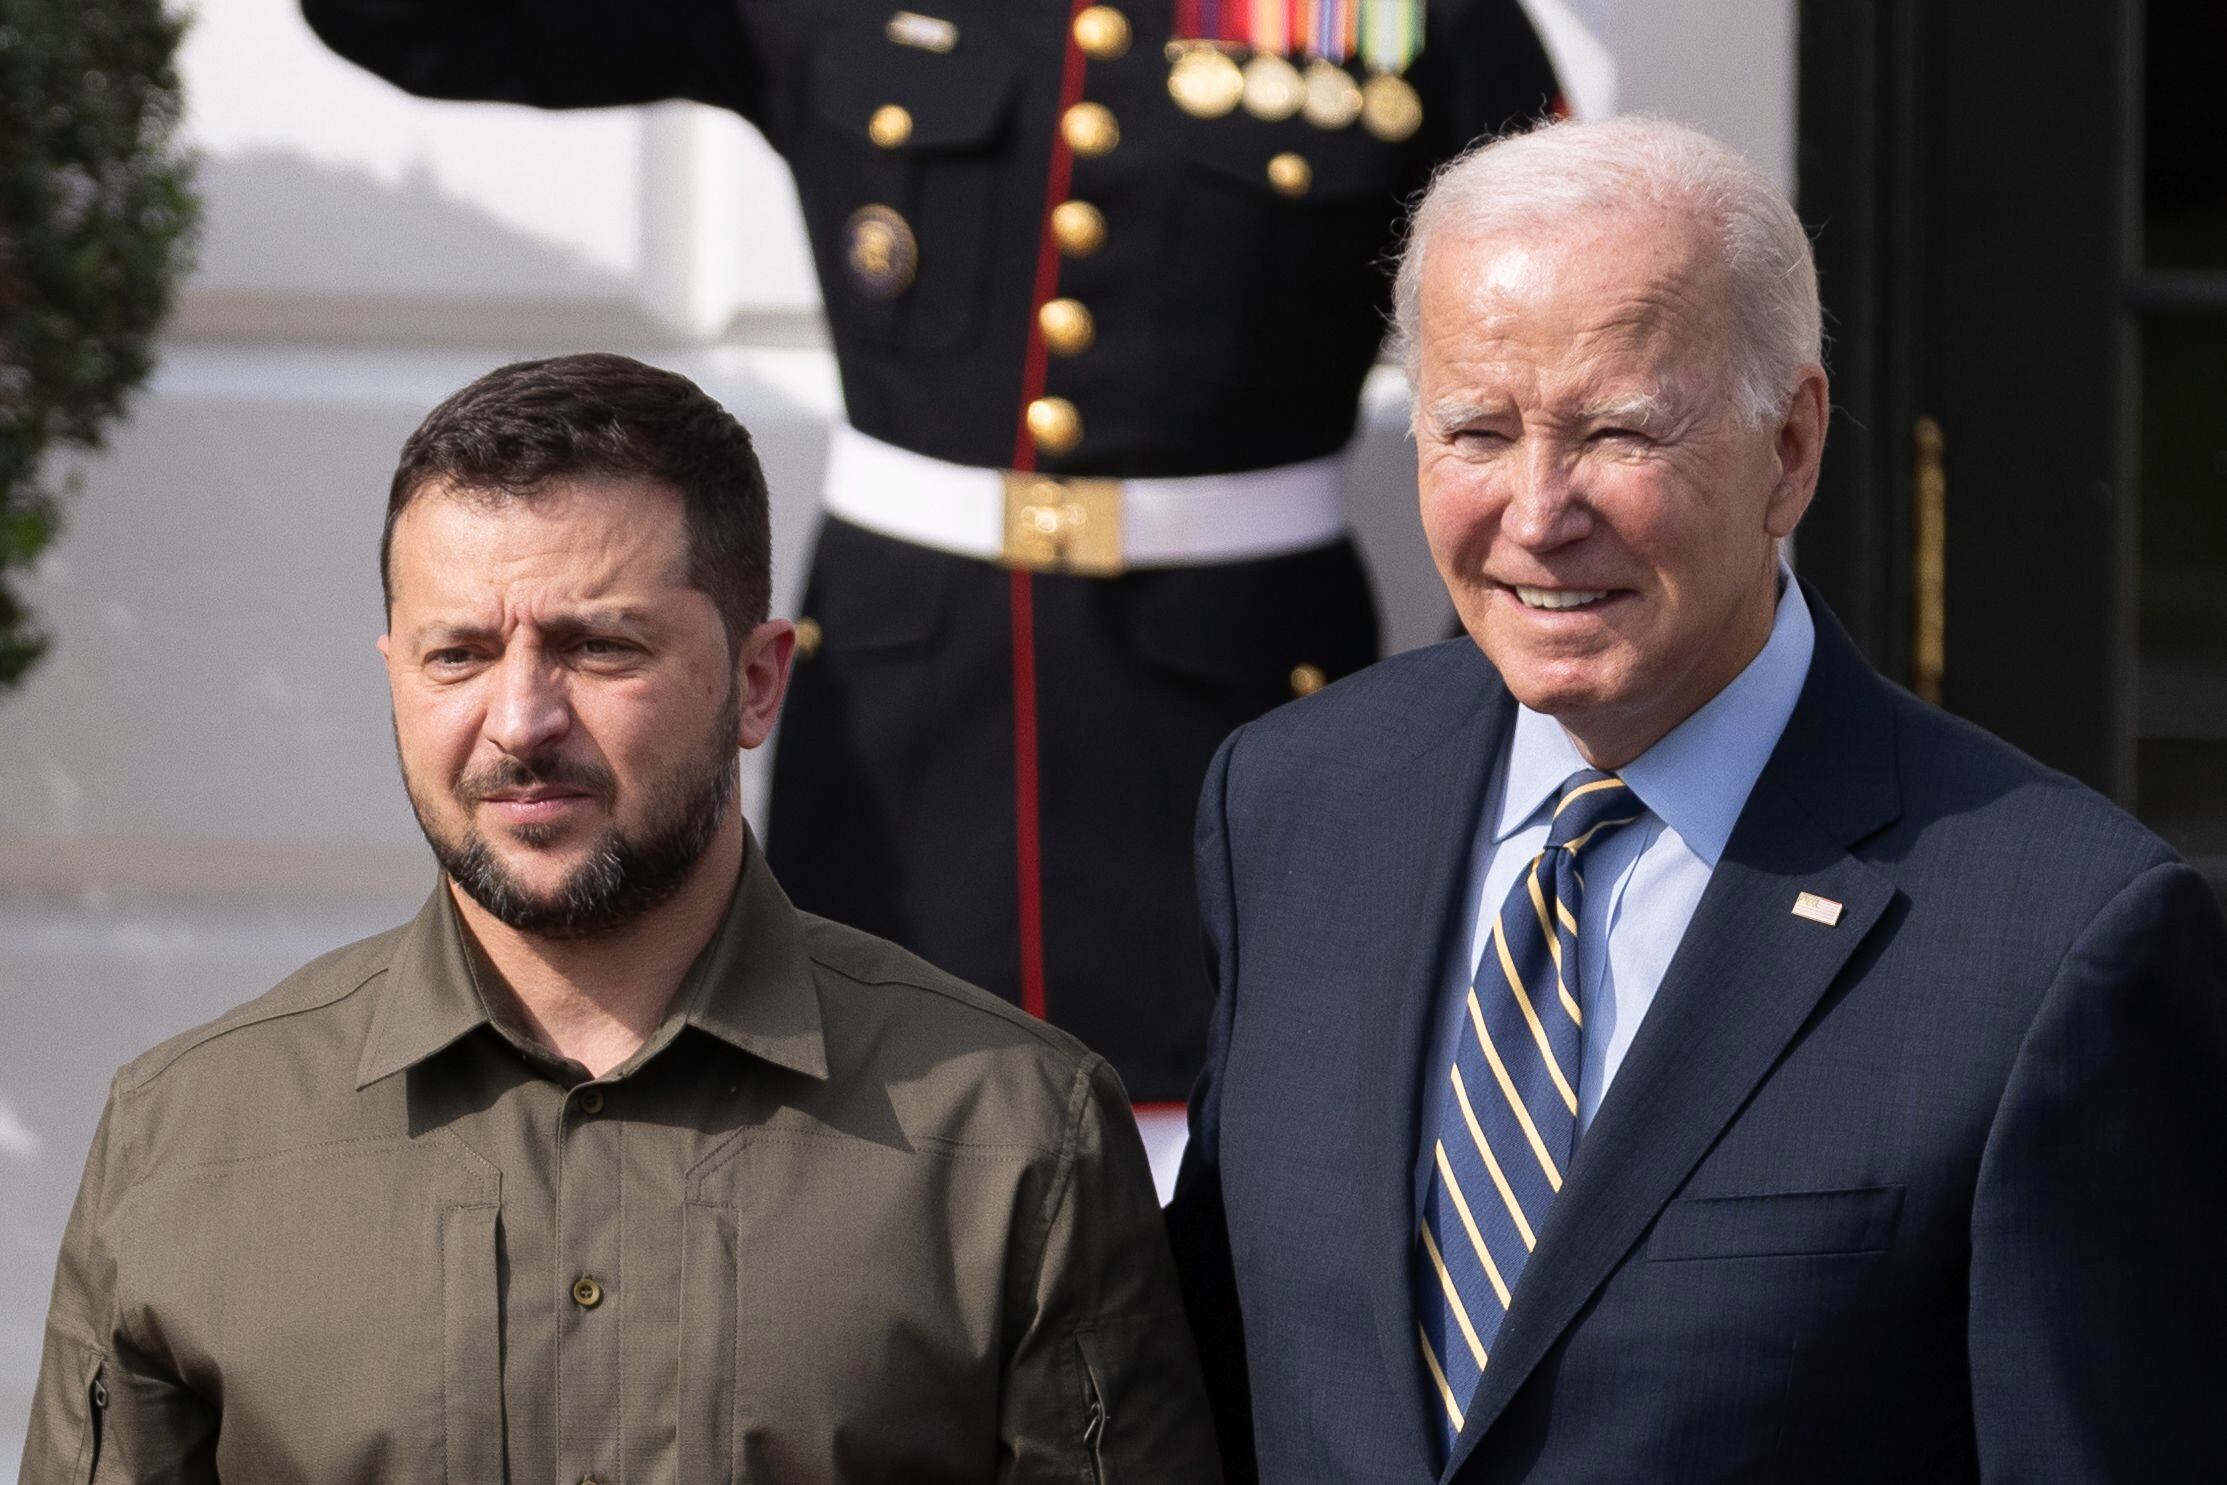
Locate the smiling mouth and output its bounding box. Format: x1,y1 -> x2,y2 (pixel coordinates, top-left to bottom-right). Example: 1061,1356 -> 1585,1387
1511,584 -> 1617,611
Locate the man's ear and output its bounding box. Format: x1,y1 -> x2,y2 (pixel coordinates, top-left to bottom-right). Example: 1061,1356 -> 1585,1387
377,633 -> 393,662
735,619 -> 797,751
1766,366 -> 1830,539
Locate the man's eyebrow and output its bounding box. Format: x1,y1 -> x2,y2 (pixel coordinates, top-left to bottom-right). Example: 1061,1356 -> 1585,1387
1420,397 -> 1496,436
539,607 -> 658,635
407,608 -> 658,647
1576,390 -> 1671,425
410,620 -> 497,648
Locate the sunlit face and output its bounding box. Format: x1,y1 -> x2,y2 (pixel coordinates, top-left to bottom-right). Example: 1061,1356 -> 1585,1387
378,477 -> 791,938
1414,203 -> 1825,766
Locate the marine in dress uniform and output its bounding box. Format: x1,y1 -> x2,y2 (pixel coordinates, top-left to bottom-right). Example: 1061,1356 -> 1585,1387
302,0 -> 1562,1105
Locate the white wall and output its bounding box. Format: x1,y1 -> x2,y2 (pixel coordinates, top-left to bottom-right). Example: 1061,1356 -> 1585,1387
0,1 -> 1795,1466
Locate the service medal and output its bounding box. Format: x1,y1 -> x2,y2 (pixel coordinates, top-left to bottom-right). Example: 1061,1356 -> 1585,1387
1240,51 -> 1305,122
843,204 -> 918,301
1301,58 -> 1363,130
1360,71 -> 1423,142
1168,44 -> 1245,118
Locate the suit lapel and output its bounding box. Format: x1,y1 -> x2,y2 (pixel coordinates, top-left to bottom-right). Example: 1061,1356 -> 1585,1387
1444,597 -> 1906,1475
1342,649 -> 1515,1479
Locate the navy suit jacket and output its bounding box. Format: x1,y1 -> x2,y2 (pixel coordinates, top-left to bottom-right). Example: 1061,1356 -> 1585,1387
1166,592 -> 2227,1483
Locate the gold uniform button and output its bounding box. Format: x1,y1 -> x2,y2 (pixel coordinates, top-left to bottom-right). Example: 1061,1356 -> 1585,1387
1290,663 -> 1327,698
1038,298 -> 1097,356
1072,5 -> 1131,60
576,1088 -> 605,1116
572,1277 -> 603,1309
1267,152 -> 1313,198
1051,200 -> 1107,258
868,104 -> 913,149
1062,102 -> 1120,158
1026,397 -> 1084,456
794,616 -> 823,659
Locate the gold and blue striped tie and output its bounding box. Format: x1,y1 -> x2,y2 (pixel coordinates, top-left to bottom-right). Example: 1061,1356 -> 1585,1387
1413,770 -> 1641,1452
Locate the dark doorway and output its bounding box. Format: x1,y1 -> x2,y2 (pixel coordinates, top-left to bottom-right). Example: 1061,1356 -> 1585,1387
1797,0 -> 2227,899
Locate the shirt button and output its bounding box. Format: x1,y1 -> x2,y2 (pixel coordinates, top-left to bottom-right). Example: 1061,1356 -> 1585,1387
572,1277 -> 603,1309
1061,102 -> 1120,158
576,1088 -> 605,1116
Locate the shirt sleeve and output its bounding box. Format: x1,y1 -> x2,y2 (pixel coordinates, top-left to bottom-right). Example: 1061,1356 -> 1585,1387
298,0 -> 768,125
19,1078 -> 219,1485
998,1056 -> 1223,1484
1967,860 -> 2227,1477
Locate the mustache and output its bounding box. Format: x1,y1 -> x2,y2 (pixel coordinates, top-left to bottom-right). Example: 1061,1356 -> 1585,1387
455,754 -> 617,806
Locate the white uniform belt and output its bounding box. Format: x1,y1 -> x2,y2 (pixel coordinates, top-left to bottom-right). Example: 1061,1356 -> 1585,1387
820,423 -> 1347,575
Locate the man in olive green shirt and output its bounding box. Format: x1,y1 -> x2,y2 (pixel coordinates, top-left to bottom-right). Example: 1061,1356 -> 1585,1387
22,353 -> 1218,1484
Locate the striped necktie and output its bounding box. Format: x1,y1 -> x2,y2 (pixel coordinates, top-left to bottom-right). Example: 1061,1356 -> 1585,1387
1413,769 -> 1641,1452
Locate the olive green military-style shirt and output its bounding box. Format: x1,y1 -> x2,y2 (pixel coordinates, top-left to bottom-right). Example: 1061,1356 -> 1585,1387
21,839 -> 1218,1483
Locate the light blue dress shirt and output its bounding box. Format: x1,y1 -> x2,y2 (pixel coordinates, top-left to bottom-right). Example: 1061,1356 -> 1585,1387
1414,572 -> 1816,1210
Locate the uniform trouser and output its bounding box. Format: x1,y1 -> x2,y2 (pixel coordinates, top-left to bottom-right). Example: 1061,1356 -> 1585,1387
765,514 -> 1380,1102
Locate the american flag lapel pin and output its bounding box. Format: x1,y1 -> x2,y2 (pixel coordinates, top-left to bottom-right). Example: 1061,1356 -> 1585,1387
1792,891 -> 1844,926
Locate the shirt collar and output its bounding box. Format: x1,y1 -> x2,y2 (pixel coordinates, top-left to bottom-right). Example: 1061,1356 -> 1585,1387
356,829 -> 829,1089
353,881 -> 490,1089
675,831 -> 830,1080
1495,567 -> 1816,868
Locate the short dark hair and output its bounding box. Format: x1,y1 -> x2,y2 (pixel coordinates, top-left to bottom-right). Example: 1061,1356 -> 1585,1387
381,353 -> 772,646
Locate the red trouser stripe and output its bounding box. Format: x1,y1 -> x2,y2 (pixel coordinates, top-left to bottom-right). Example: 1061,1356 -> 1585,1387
1006,0 -> 1094,1021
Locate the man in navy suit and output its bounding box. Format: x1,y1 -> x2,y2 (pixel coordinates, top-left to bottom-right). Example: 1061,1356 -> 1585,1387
1166,115 -> 2227,1483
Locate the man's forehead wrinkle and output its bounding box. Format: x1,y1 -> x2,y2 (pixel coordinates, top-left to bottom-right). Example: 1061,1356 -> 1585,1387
407,590 -> 668,642
1417,216 -> 1741,446
393,520 -> 688,649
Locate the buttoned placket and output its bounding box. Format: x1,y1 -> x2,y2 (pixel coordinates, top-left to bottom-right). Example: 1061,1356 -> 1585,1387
557,1070 -> 623,1485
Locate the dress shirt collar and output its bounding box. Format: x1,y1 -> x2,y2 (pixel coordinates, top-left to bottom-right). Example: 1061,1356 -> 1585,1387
356,826 -> 830,1088
1495,567 -> 1816,867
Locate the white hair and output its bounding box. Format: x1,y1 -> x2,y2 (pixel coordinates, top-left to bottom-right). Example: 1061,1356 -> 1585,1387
1390,115 -> 1824,429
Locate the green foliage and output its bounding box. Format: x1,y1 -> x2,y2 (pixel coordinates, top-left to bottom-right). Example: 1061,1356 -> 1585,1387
0,0 -> 196,695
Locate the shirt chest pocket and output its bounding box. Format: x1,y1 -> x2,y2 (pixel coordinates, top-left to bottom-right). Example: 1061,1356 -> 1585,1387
1162,114 -> 1423,326
681,1131 -> 1032,1481
790,23 -> 1024,351
115,1133 -> 502,1482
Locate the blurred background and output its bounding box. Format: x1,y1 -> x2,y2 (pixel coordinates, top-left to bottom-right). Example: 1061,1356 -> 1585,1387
4,0 -> 2220,1468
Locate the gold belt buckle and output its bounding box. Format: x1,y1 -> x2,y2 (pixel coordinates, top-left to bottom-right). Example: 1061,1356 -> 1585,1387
1001,471 -> 1125,576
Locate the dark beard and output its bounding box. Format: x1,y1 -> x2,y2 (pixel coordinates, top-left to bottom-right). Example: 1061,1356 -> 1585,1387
403,689 -> 740,940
